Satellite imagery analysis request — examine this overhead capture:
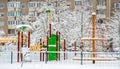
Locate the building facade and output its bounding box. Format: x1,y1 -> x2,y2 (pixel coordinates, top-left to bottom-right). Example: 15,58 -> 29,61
74,0 -> 120,20
0,0 -> 8,36
0,0 -> 73,36
0,0 -> 120,36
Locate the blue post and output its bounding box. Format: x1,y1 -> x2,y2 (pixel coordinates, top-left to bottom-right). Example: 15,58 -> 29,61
11,51 -> 13,64
66,51 -> 68,59
81,52 -> 83,65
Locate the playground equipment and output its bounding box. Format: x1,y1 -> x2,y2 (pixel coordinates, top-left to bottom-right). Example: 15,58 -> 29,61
48,33 -> 60,61
30,45 -> 43,51
0,38 -> 27,43
73,13 -> 108,64
45,9 -> 61,61
81,13 -> 107,64
16,25 -> 32,62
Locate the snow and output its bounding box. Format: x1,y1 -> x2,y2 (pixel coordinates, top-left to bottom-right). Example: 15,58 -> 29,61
0,61 -> 120,69
92,12 -> 96,15
0,1 -> 120,69
0,0 -> 119,52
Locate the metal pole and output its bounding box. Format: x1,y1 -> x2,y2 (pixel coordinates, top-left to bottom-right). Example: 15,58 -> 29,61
43,41 -> 44,61
11,51 -> 13,64
17,30 -> 20,62
81,52 -> 83,65
46,35 -> 48,61
28,30 -> 30,48
64,39 -> 66,60
40,38 -> 42,61
21,31 -> 23,61
56,31 -> 58,61
58,32 -> 60,60
21,31 -> 23,48
92,13 -> 96,64
74,42 -> 76,56
49,11 -> 52,37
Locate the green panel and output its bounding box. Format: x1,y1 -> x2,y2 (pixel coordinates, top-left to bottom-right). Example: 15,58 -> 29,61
48,46 -> 56,60
48,34 -> 60,61
45,9 -> 51,14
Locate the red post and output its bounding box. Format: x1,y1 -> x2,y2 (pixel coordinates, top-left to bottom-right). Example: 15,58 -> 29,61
58,32 -> 60,60
40,38 -> 42,61
21,31 -> 23,61
46,35 -> 48,61
64,39 -> 66,60
21,31 -> 23,47
49,24 -> 52,37
17,30 -> 20,62
43,41 -> 44,61
28,30 -> 30,48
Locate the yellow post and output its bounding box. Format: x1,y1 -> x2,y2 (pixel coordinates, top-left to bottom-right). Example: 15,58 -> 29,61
92,12 -> 96,64
50,11 -> 52,24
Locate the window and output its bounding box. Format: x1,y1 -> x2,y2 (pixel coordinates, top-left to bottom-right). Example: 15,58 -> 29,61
66,2 -> 71,6
0,22 -> 4,26
37,2 -> 41,7
8,11 -> 14,16
96,9 -> 105,14
29,11 -> 36,16
8,0 -> 10,2
0,4 -> 4,9
8,2 -> 20,8
75,1 -> 82,6
8,21 -> 12,25
114,3 -> 120,9
29,2 -> 35,8
8,11 -> 21,17
97,0 -> 106,6
8,20 -> 19,26
28,2 -> 41,8
8,29 -> 15,34
0,13 -> 4,17
87,2 -> 93,7
21,13 -> 25,17
21,3 -> 25,8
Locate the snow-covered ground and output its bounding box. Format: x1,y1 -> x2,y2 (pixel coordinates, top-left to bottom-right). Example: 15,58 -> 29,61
0,61 -> 120,69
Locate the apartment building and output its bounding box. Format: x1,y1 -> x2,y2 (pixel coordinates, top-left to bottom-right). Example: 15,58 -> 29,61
74,0 -> 110,19
0,0 -> 120,36
111,0 -> 120,15
0,0 -> 7,36
0,0 -> 73,36
74,0 -> 120,21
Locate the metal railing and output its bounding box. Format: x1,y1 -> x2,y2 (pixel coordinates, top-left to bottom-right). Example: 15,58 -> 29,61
0,51 -> 120,65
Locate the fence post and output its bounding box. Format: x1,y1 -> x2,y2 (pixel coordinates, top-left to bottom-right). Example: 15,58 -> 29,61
45,51 -> 47,64
66,51 -> 68,59
11,51 -> 13,64
81,52 -> 83,65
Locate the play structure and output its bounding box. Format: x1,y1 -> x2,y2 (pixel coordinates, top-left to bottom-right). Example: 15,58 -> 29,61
0,10 -> 119,64
73,13 -> 118,64
16,25 -> 31,62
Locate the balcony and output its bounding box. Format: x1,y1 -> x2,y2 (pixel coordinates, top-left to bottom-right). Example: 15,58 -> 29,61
29,8 -> 36,11
7,8 -> 14,11
97,14 -> 106,18
8,17 -> 15,20
97,5 -> 106,9
8,25 -> 16,29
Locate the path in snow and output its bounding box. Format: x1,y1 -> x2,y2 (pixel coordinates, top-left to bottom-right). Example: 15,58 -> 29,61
0,61 -> 120,69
